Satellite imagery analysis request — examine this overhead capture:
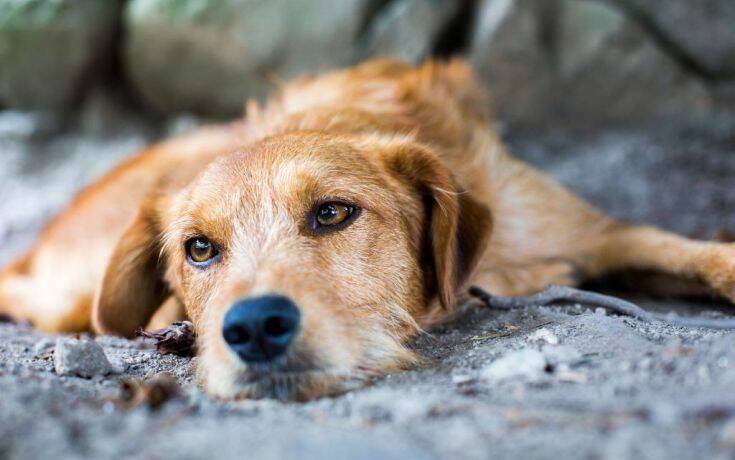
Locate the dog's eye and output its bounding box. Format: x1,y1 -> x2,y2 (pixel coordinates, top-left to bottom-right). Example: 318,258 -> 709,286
312,202 -> 359,232
185,237 -> 219,266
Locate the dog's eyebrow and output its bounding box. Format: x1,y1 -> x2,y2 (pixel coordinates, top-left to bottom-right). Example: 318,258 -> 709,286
160,211 -> 231,257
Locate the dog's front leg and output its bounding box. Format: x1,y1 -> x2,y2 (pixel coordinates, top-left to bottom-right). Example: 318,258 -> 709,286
470,146 -> 735,303
578,225 -> 735,302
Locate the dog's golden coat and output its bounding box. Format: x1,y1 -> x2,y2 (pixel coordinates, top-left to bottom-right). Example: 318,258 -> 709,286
2,59 -> 735,399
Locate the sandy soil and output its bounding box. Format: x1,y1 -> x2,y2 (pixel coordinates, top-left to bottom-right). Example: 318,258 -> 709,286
3,300 -> 735,460
1,104 -> 734,460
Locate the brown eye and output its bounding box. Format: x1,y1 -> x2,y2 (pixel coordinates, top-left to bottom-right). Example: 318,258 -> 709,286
185,237 -> 219,266
312,201 -> 359,232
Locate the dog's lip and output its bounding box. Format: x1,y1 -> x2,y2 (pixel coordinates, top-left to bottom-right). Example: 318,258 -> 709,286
241,368 -> 320,383
232,368 -> 365,400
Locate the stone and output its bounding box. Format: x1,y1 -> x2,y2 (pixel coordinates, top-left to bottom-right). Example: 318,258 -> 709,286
527,328 -> 559,345
0,0 -> 119,108
33,338 -> 54,356
451,374 -> 474,385
613,0 -> 735,78
54,338 -> 113,378
358,0 -> 459,63
124,0 -> 371,116
469,0 -> 556,125
480,348 -> 547,383
469,0 -> 714,127
557,0 -> 626,77
553,0 -> 712,125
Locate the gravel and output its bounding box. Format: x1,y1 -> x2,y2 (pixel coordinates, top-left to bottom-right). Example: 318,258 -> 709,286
480,348 -> 548,383
2,300 -> 735,460
1,105 -> 735,459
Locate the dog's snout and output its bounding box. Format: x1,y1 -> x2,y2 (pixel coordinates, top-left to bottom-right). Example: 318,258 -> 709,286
222,295 -> 300,363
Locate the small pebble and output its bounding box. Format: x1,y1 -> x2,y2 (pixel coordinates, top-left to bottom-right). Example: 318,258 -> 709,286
451,374 -> 474,385
33,338 -> 54,356
527,328 -> 559,345
54,338 -> 114,378
481,349 -> 547,383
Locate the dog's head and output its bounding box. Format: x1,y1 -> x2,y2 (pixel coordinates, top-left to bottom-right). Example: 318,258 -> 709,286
93,132 -> 491,400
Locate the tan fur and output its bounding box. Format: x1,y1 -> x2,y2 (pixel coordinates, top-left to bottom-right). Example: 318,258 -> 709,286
2,59 -> 734,399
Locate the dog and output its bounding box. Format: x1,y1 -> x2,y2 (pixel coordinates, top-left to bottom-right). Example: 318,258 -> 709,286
1,59 -> 734,400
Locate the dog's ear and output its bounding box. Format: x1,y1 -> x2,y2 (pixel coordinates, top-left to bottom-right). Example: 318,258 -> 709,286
92,197 -> 170,337
382,143 -> 492,310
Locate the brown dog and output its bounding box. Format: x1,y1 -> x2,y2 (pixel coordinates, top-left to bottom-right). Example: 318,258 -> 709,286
2,59 -> 734,400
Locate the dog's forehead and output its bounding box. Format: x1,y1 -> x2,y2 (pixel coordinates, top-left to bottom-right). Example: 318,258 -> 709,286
180,134 -> 388,224
197,134 -> 382,197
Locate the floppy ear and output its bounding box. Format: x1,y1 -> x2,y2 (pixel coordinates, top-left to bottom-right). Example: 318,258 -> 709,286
92,198 -> 170,337
383,143 -> 492,310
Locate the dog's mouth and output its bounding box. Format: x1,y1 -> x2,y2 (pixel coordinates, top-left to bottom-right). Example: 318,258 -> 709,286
221,350 -> 367,400
233,368 -> 366,401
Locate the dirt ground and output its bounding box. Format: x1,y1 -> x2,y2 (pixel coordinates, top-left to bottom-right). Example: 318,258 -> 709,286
1,103 -> 735,459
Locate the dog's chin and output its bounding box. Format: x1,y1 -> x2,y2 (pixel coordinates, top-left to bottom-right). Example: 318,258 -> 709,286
203,366 -> 366,401
198,332 -> 419,401
197,351 -> 367,401
236,369 -> 367,401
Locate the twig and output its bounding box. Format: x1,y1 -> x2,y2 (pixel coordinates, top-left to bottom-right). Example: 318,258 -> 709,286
137,321 -> 196,356
468,320 -> 553,342
468,285 -> 735,330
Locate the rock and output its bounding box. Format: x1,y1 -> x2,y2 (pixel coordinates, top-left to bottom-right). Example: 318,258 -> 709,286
481,344 -> 585,384
557,0 -> 626,77
451,374 -> 474,385
527,328 -> 559,345
613,0 -> 735,78
124,0 -> 371,116
481,348 -> 547,383
469,0 -> 555,125
33,338 -> 54,356
358,0 -> 460,62
469,0 -> 714,127
54,338 -> 113,378
553,0 -> 712,125
0,0 -> 119,109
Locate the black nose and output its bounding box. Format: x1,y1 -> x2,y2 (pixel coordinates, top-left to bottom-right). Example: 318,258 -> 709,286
222,295 -> 300,363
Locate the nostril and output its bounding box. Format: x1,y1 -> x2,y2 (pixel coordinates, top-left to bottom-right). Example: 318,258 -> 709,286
223,295 -> 300,362
263,315 -> 294,337
223,325 -> 251,345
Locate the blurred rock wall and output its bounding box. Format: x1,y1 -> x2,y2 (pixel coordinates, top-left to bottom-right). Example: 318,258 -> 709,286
0,0 -> 733,127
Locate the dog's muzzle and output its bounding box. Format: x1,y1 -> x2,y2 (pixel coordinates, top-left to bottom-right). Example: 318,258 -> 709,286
222,295 -> 300,363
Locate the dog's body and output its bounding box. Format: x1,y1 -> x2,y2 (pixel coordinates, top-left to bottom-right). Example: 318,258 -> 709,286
2,59 -> 734,399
